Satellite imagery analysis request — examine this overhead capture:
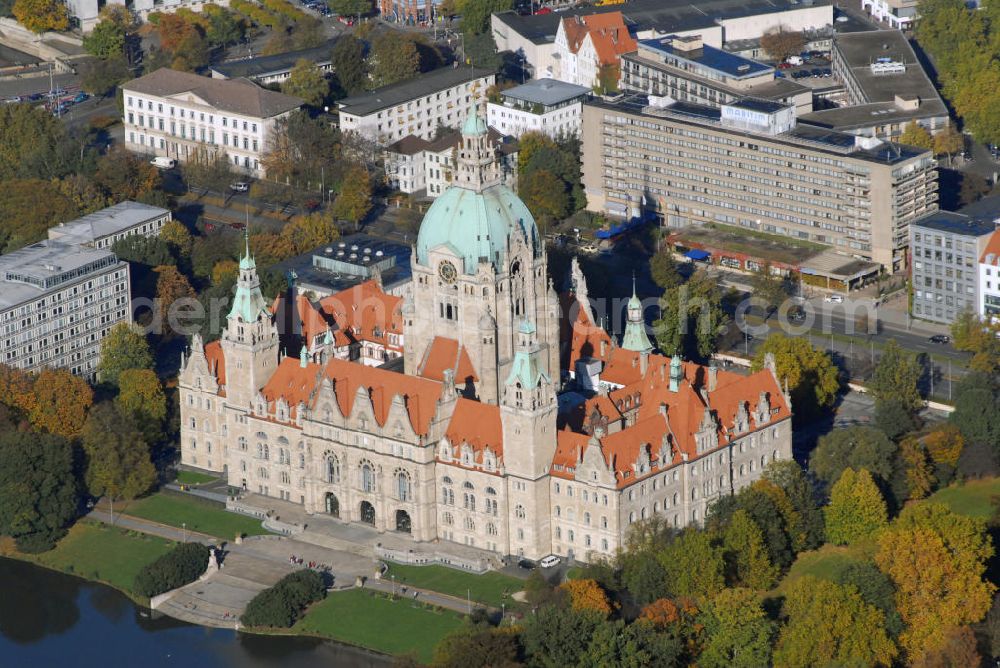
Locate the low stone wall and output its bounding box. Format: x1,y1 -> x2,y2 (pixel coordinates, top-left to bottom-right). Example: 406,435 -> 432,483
374,544 -> 491,574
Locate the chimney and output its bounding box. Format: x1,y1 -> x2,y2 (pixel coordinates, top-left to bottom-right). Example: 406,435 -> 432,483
639,350 -> 649,375
708,359 -> 718,392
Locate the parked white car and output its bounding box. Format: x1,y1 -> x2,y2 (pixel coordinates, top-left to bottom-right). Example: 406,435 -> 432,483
824,294 -> 844,303
150,156 -> 176,169
539,555 -> 561,568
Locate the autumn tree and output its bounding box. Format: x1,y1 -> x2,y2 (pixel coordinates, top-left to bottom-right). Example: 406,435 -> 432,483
0,430 -> 80,553
0,103 -> 69,182
951,309 -> 1000,373
370,32 -> 420,87
212,259 -> 239,285
922,423 -> 964,468
824,468 -> 888,545
29,368 -> 94,440
331,164 -> 372,227
899,436 -> 935,500
932,125 -> 964,160
751,333 -> 839,422
870,338 -> 923,415
282,210 -> 340,254
13,0 -> 69,33
281,59 -> 329,107
559,578 -> 614,617
810,426 -> 897,486
659,528 -> 725,600
154,265 -> 197,337
116,368 -> 167,447
875,503 -> 995,660
762,460 -> 825,551
93,147 -> 162,203
774,576 -> 898,668
899,121 -> 934,150
183,147 -> 236,192
722,509 -> 778,590
911,626 -> 981,668
759,27 -> 805,62
81,402 -> 157,508
698,588 -> 774,668
98,322 -> 154,387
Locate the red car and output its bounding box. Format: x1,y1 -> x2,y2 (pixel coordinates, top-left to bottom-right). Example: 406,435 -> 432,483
777,62 -> 792,69
535,7 -> 552,14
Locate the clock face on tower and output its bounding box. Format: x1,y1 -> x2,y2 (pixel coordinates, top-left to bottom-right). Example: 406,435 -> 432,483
438,260 -> 457,284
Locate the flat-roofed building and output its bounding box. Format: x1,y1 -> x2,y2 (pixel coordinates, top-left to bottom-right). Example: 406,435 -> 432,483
581,94 -> 938,270
122,68 -> 303,177
798,31 -> 948,141
47,201 -> 171,250
620,35 -> 813,116
0,240 -> 131,380
210,40 -> 337,85
862,0 -> 918,29
910,212 -> 996,324
487,78 -> 590,138
336,67 -> 495,144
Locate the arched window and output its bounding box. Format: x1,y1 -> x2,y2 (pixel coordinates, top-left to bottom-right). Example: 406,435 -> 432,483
555,505 -> 561,517
485,487 -> 497,495
641,507 -> 648,519
463,481 -> 474,490
360,461 -> 375,493
396,470 -> 411,502
672,492 -> 679,505
299,453 -> 305,469
443,476 -> 453,484
568,530 -> 574,543
326,454 -> 340,483
464,517 -> 475,531
601,538 -> 609,551
601,516 -> 608,529
628,511 -> 636,524
515,504 -> 526,519
463,493 -> 476,512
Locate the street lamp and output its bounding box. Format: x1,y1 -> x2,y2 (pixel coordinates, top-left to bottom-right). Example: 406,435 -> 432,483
392,574 -> 396,598
182,522 -> 187,543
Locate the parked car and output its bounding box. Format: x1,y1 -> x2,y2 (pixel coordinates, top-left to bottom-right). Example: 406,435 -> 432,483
229,182 -> 249,192
929,334 -> 951,344
151,156 -> 177,169
539,555 -> 561,568
786,55 -> 804,66
824,294 -> 844,303
72,92 -> 89,103
777,62 -> 792,69
517,559 -> 536,570
810,68 -> 823,78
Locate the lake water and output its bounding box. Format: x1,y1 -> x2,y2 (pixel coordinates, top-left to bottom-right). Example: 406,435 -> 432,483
0,558 -> 390,668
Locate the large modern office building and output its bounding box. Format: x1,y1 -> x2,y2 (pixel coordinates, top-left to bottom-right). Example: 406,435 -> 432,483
0,241 -> 131,380
909,212 -> 997,324
619,35 -> 813,116
486,78 -> 591,139
47,201 -> 171,250
581,94 -> 938,270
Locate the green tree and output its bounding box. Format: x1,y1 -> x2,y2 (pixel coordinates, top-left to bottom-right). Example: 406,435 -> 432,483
949,371 -> 1000,450
83,19 -> 126,59
834,561 -> 904,639
331,164 -> 372,226
520,169 -> 569,229
432,623 -> 520,668
870,338 -> 923,414
649,248 -> 681,290
762,460 -> 824,551
183,147 -> 237,192
749,263 -> 789,318
950,309 -> 1000,372
460,0 -> 513,35
874,397 -> 918,440
0,429 -> 80,553
875,503 -> 995,660
281,59 -> 329,107
331,34 -> 367,94
824,468 -> 889,545
722,509 -> 778,590
579,618 -> 683,668
899,121 -> 934,150
80,402 -> 156,504
621,549 -> 670,606
698,588 -> 774,668
204,6 -> 244,46
327,0 -> 373,15
370,32 -> 419,88
659,528 -> 725,600
97,322 -> 154,386
13,0 -> 69,33
134,542 -> 212,597
810,426 -> 897,485
751,333 -> 839,421
520,605 -> 604,668
0,103 -> 69,181
241,569 -> 327,627
0,179 -> 79,252
80,55 -> 132,97
116,368 -> 167,446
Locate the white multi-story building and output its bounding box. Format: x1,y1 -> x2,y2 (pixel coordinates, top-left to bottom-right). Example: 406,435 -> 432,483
67,0 -> 229,32
337,66 -> 495,145
487,78 -> 590,138
553,12 -> 637,90
122,68 -> 302,177
861,0 -> 918,29
178,108 -> 794,565
47,201 -> 171,250
0,240 -> 131,380
979,230 -> 1000,323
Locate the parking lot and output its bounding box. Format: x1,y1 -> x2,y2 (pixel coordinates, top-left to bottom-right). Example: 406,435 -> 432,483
775,52 -> 834,86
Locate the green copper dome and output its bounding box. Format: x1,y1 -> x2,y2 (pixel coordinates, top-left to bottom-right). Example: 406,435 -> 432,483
462,108 -> 488,136
416,184 -> 540,273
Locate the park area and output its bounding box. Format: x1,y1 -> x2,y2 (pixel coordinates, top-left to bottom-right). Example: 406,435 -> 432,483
121,491 -> 269,540
927,477 -> 1000,519
670,222 -> 827,266
0,521 -> 174,600
383,562 -> 524,607
294,588 -> 465,663
175,470 -> 219,486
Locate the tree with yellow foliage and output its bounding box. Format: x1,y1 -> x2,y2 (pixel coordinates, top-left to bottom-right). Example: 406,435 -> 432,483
899,436 -> 935,500
922,423 -> 964,468
559,578 -> 614,617
875,503 -> 995,661
899,121 -> 934,150
824,468 -> 888,546
29,368 -> 94,440
281,210 -> 340,255
13,0 -> 69,33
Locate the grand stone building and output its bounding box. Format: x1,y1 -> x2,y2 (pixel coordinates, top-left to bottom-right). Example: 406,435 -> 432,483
178,107 -> 794,562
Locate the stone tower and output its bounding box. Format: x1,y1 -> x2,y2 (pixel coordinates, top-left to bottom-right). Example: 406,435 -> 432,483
501,319 -> 558,558
405,106 -> 558,404
219,231 -> 280,407
621,275 -> 654,354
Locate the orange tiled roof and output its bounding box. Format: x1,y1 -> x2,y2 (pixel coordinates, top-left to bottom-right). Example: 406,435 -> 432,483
204,340 -> 226,388
444,397 -> 503,461
565,298 -> 613,371
419,336 -> 479,386
560,12 -> 636,64
261,356 -> 324,420
323,357 -> 442,435
552,429 -> 592,479
271,292 -> 330,346
981,229 -> 1000,265
320,280 -> 402,348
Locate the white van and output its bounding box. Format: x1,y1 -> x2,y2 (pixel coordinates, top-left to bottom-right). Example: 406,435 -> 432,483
786,56 -> 804,66
150,156 -> 176,169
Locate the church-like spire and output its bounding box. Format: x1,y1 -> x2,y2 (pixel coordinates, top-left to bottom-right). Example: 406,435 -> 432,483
454,105 -> 502,193
228,226 -> 269,325
621,273 -> 654,353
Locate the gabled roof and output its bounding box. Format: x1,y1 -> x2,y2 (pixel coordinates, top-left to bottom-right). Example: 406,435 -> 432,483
560,12 -> 637,65
419,336 -> 479,386
320,280 -> 403,347
980,229 -> 1000,265
271,291 -> 330,345
565,295 -> 613,371
124,68 -> 302,118
444,398 -> 503,462
323,358 -> 442,435
204,340 -> 226,389
261,356 -> 323,420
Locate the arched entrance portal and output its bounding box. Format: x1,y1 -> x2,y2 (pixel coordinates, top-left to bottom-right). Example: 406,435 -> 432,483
360,501 -> 376,525
395,510 -> 411,533
325,492 -> 340,518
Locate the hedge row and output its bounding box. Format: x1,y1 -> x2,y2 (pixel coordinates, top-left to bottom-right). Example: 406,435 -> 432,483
241,570 -> 326,628
133,542 -> 210,598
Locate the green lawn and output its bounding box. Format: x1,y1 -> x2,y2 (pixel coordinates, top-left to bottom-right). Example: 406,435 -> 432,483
384,562 -> 523,607
175,470 -> 218,486
123,491 -> 269,539
773,542 -> 872,596
927,478 -> 1000,519
27,521 -> 174,598
295,588 -> 465,663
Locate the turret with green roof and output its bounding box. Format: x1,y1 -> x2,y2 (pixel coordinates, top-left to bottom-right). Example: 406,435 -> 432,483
621,275 -> 654,353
